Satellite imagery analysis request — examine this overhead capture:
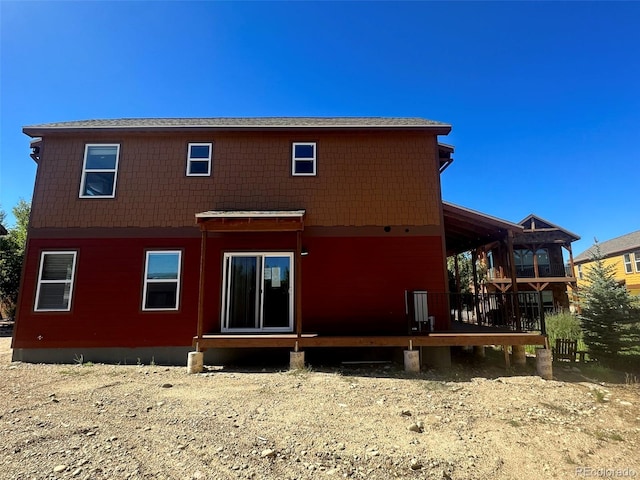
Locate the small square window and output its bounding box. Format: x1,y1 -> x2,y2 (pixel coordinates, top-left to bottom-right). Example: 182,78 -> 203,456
35,251 -> 77,311
186,143 -> 212,176
142,251 -> 182,310
292,142 -> 316,176
80,144 -> 120,197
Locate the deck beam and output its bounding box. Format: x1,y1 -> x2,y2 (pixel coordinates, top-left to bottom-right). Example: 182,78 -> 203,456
192,333 -> 546,350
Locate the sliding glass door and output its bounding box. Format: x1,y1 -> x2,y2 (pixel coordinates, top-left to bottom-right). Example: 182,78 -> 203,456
222,253 -> 293,332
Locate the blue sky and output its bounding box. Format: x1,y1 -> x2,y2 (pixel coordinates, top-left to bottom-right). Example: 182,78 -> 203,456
1,1 -> 639,256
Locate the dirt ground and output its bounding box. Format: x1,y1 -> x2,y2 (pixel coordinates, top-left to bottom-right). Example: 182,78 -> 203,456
1,337 -> 639,480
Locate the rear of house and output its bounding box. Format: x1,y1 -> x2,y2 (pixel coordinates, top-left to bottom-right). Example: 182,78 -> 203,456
13,118 -> 453,363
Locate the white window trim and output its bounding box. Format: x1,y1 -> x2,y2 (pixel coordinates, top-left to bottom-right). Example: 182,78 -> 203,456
34,251 -> 78,312
291,142 -> 317,176
79,144 -> 120,198
623,253 -> 633,274
577,264 -> 583,280
220,252 -> 294,333
634,251 -> 640,273
186,142 -> 212,177
142,250 -> 182,311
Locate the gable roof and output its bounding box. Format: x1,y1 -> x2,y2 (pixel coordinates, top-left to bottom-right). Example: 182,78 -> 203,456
574,230 -> 640,263
23,117 -> 451,136
518,214 -> 580,241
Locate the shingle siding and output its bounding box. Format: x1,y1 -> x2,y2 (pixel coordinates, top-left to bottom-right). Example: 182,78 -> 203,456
31,130 -> 442,229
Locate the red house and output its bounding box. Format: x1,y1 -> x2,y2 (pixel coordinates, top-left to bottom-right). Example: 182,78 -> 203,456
13,118 -> 545,367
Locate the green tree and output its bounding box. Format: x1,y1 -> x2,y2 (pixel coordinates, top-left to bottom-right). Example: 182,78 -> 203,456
0,200 -> 31,318
578,243 -> 640,365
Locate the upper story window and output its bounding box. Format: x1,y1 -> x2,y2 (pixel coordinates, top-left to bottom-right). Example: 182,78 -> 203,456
142,250 -> 182,311
623,253 -> 633,274
35,251 -> 77,311
634,251 -> 640,273
79,144 -> 120,198
186,143 -> 212,176
577,264 -> 583,280
292,142 -> 316,176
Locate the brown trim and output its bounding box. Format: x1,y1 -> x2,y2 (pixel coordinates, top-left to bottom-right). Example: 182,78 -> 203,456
198,216 -> 304,232
193,333 -> 547,349
28,227 -> 201,239
304,225 -> 441,237
196,230 -> 207,350
296,231 -> 302,337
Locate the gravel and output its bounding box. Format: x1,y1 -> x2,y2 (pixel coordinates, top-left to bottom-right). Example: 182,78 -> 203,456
1,338 -> 638,479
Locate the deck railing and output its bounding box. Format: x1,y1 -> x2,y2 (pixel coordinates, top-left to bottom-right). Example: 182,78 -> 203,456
408,292 -> 547,334
487,263 -> 574,280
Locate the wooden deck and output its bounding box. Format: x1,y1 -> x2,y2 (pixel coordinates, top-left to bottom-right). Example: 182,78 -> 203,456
193,332 -> 547,350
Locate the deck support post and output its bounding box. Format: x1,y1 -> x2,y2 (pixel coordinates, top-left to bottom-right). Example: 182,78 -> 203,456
187,351 -> 204,374
512,345 -> 526,366
290,351 -> 305,370
404,350 -> 420,372
421,346 -> 451,369
536,348 -> 553,379
503,345 -> 511,368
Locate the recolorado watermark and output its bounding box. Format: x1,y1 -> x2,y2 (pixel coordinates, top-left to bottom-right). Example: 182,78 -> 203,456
576,467 -> 637,477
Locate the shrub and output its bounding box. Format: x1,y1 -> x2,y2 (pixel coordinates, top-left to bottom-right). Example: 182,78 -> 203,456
545,311 -> 583,347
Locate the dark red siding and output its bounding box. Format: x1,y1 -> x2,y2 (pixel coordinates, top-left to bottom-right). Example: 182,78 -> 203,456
301,236 -> 447,334
14,233 -> 446,349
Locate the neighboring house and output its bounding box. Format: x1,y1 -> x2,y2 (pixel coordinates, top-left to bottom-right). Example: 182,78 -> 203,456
482,215 -> 580,315
13,117 -> 546,365
574,230 -> 640,296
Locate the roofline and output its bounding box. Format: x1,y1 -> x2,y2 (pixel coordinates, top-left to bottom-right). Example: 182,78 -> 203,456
517,213 -> 581,241
574,245 -> 640,264
23,122 -> 452,137
442,201 -> 524,232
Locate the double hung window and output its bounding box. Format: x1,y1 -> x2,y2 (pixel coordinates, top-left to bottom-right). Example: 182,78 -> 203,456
35,252 -> 77,311
292,142 -> 316,176
79,144 -> 120,197
186,143 -> 212,176
142,251 -> 182,310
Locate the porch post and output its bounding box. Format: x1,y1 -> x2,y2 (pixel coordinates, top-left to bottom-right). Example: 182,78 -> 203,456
471,249 -> 482,326
296,230 -> 302,337
507,230 -> 522,331
454,254 -> 462,322
196,229 -> 207,351
538,290 -> 546,335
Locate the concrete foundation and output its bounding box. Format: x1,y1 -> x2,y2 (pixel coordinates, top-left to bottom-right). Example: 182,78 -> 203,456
187,351 -> 204,374
289,351 -> 305,370
473,345 -> 485,358
536,348 -> 553,380
403,350 -> 420,373
421,346 -> 451,369
512,345 -> 527,366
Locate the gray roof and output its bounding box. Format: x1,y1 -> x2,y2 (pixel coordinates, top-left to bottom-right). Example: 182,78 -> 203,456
23,117 -> 451,136
574,230 -> 640,263
518,214 -> 580,241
